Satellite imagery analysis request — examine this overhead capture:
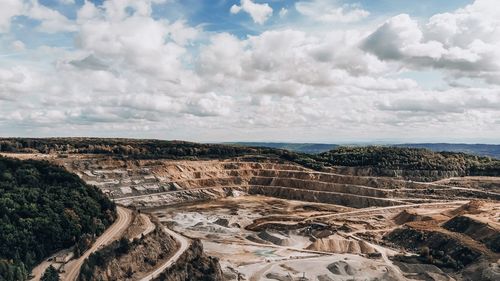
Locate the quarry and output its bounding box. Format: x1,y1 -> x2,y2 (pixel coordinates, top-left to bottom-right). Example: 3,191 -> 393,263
8,152 -> 495,281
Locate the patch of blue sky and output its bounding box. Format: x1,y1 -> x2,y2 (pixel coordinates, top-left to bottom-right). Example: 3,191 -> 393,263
395,70 -> 448,90
8,16 -> 75,50
355,0 -> 473,17
39,0 -> 81,20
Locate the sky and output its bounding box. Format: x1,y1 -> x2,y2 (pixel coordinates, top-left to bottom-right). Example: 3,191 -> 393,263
0,0 -> 499,143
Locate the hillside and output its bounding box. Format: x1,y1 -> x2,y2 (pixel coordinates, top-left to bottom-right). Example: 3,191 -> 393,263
0,138 -> 289,160
396,143 -> 500,159
0,156 -> 116,281
227,142 -> 338,154
313,146 -> 500,179
230,142 -> 500,158
1,138 -> 500,180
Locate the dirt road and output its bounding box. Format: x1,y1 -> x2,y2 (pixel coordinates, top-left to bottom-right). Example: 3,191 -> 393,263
29,249 -> 70,281
307,200 -> 468,221
138,226 -> 190,281
62,206 -> 132,281
131,214 -> 156,240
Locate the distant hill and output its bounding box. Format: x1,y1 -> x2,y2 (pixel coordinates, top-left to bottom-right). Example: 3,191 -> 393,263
226,142 -> 338,154
395,143 -> 500,159
314,146 -> 500,180
228,142 -> 500,159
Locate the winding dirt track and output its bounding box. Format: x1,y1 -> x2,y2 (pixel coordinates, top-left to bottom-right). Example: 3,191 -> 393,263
138,226 -> 190,281
63,206 -> 132,281
131,214 -> 156,240
306,200 -> 468,221
29,249 -> 70,281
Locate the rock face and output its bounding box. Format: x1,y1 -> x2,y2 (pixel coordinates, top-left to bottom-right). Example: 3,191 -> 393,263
328,166 -> 463,182
78,224 -> 224,281
79,227 -> 177,281
443,215 -> 500,253
247,185 -> 404,208
153,239 -> 224,281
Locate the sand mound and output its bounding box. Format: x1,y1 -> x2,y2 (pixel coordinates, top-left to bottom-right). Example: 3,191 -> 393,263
447,200 -> 486,216
393,210 -> 434,225
306,234 -> 376,254
327,260 -> 355,275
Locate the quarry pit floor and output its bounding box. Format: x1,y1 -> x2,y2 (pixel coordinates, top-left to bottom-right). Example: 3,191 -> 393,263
150,196 -> 427,281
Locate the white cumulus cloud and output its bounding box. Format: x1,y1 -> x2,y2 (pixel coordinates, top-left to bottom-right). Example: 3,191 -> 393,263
230,0 -> 273,25
363,0 -> 500,84
295,0 -> 369,23
0,0 -> 25,33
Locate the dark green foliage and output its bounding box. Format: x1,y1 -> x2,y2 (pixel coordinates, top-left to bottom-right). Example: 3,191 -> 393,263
314,146 -> 500,176
0,138 -> 283,159
395,143 -> 500,159
41,266 -> 59,281
78,237 -> 134,281
0,260 -> 27,281
227,142 -> 338,154
0,156 -> 116,280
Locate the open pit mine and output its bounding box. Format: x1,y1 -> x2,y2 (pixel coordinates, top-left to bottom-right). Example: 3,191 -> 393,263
2,144 -> 499,281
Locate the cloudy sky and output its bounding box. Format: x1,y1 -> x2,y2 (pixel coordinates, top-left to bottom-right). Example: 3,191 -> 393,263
1,0 -> 499,143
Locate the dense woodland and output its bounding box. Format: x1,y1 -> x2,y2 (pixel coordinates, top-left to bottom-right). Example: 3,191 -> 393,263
0,138 -> 281,159
0,156 -> 116,281
0,138 -> 499,177
315,146 -> 500,175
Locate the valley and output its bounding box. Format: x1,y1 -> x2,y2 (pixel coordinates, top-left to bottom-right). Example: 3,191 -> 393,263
3,149 -> 497,281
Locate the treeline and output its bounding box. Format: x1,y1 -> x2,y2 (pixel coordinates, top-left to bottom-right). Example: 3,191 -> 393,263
0,138 -> 284,159
1,138 -> 499,177
313,146 -> 500,176
0,156 -> 116,281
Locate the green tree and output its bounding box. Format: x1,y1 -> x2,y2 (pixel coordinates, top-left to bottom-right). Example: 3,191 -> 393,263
41,266 -> 60,281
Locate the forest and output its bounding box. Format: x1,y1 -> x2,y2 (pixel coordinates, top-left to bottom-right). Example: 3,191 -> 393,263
315,146 -> 500,174
0,156 -> 116,281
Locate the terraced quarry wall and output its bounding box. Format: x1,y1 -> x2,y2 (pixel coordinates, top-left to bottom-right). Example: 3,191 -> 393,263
328,166 -> 463,182
53,156 -> 500,210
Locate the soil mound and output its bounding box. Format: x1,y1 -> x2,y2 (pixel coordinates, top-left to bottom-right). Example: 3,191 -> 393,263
213,218 -> 230,227
306,234 -> 376,254
394,261 -> 452,281
393,210 -> 434,225
257,230 -> 292,246
447,200 -> 486,216
443,215 -> 500,253
245,234 -> 271,244
384,226 -> 483,269
327,260 -> 355,275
